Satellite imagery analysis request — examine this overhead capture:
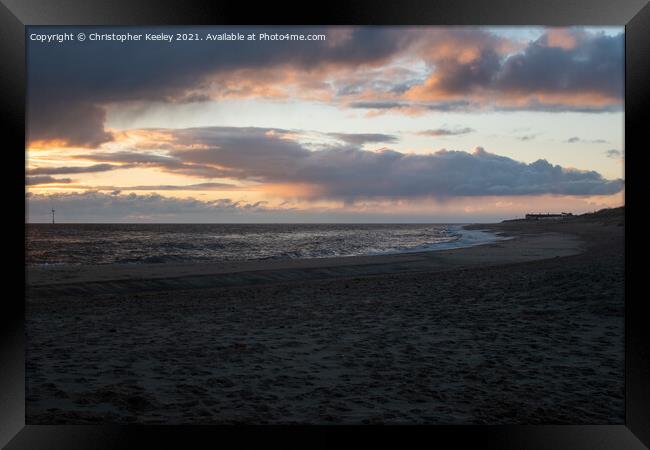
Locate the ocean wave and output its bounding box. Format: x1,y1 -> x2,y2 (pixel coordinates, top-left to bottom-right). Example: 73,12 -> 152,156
26,224 -> 509,265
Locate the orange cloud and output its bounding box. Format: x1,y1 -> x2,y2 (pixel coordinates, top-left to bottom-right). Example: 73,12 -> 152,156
27,139 -> 77,150
260,182 -> 324,200
545,28 -> 579,49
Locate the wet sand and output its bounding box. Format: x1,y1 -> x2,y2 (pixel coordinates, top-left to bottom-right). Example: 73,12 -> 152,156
26,211 -> 624,424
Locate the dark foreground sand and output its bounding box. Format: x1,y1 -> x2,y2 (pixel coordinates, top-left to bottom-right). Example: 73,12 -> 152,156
26,210 -> 624,424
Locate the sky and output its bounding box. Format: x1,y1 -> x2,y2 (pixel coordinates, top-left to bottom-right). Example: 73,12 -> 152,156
26,26 -> 624,223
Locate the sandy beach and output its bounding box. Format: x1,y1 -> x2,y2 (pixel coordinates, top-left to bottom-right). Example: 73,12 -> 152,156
25,209 -> 625,424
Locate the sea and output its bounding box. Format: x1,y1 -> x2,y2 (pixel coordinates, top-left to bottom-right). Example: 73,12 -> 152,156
26,223 -> 504,266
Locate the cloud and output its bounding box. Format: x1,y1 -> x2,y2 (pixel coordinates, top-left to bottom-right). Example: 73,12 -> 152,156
516,134 -> 537,141
75,151 -> 181,165
416,127 -> 474,137
26,191 -> 270,222
118,182 -> 239,191
27,163 -> 126,175
92,182 -> 241,191
565,137 -> 608,144
27,101 -> 114,148
25,190 -> 625,223
425,48 -> 502,95
26,176 -> 73,185
329,133 -> 398,145
496,31 -> 623,101
605,149 -> 623,158
332,67 -> 424,97
34,126 -> 622,201
27,26 -> 414,147
148,127 -> 624,201
348,100 -> 472,113
27,27 -> 623,147
405,29 -> 623,113
70,150 -> 234,178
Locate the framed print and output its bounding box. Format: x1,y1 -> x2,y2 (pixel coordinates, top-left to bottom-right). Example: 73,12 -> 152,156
2,0 -> 648,447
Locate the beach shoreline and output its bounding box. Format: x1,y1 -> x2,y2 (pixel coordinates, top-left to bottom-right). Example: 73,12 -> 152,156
26,224 -> 580,292
26,210 -> 625,424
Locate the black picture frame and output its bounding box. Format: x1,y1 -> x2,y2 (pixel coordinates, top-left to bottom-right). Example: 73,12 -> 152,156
2,0 -> 648,447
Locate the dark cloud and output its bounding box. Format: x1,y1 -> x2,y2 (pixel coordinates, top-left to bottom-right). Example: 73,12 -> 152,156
27,26 -> 413,147
72,150 -> 232,178
430,49 -> 502,95
43,126 -> 622,200
26,176 -> 73,185
28,163 -> 125,175
352,99 -> 619,114
27,100 -> 113,147
496,32 -> 623,100
156,127 -> 624,200
329,133 -> 399,145
349,100 -> 472,112
349,101 -> 405,110
495,102 -> 621,113
605,149 -> 623,158
416,127 -> 474,137
75,151 -> 181,165
409,29 -> 623,113
28,27 -> 622,147
516,134 -> 537,141
565,137 -> 608,144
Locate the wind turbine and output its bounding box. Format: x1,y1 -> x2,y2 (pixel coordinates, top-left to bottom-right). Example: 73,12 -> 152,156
51,208 -> 55,224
